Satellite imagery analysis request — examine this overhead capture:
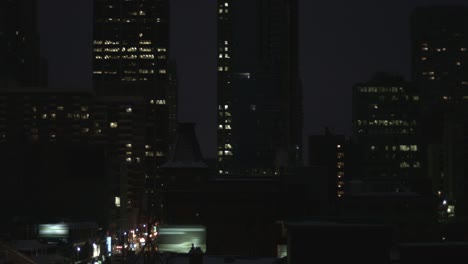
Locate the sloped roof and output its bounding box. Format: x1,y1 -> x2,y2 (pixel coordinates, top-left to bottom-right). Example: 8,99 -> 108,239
162,123 -> 208,168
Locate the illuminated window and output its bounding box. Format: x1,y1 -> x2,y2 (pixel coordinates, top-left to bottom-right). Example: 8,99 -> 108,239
115,197 -> 121,207
126,157 -> 132,163
126,107 -> 132,113
400,145 -> 410,151
110,122 -> 118,128
126,143 -> 132,148
400,162 -> 410,168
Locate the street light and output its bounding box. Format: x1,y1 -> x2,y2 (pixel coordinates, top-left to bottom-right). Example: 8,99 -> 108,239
76,247 -> 81,260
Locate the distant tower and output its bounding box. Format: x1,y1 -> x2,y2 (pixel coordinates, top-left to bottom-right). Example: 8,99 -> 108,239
411,6 -> 468,101
352,73 -> 426,193
0,0 -> 47,88
93,0 -> 170,97
92,0 -> 177,229
411,7 -> 468,219
216,0 -> 302,176
93,0 -> 177,164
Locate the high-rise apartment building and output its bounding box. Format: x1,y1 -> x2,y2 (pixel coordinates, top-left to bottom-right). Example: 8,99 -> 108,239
0,0 -> 47,88
217,0 -> 302,176
0,89 -> 149,229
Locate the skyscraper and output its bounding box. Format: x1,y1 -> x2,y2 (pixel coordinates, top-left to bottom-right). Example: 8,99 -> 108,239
0,0 -> 47,88
411,7 -> 468,102
93,0 -> 176,164
93,0 -> 177,229
411,7 -> 468,220
216,0 -> 302,176
93,0 -> 170,97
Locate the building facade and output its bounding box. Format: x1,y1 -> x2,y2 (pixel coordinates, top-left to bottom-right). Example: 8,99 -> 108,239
92,0 -> 178,229
309,129 -> 347,203
93,0 -> 176,164
411,7 -> 468,220
0,89 -> 152,229
216,0 -> 302,176
352,73 -> 426,193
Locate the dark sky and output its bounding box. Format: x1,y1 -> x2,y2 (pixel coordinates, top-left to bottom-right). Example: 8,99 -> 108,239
38,0 -> 468,159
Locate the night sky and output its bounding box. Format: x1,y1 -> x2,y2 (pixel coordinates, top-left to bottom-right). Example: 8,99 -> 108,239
38,0 -> 468,159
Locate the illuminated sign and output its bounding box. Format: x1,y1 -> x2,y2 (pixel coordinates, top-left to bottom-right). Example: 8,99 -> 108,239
158,225 -> 206,253
38,224 -> 69,238
106,237 -> 112,256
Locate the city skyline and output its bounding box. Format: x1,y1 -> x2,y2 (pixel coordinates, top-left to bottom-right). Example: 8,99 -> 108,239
37,0 -> 468,159
3,1 -> 468,261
